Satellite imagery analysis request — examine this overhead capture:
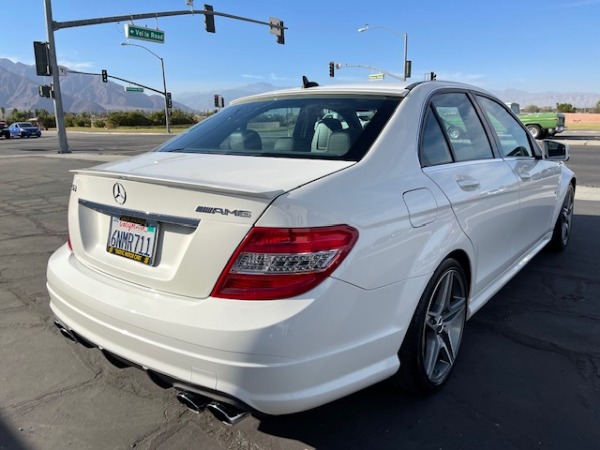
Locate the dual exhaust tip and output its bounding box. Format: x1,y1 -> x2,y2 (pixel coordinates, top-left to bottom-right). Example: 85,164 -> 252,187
54,318 -> 249,426
176,391 -> 248,426
54,319 -> 77,342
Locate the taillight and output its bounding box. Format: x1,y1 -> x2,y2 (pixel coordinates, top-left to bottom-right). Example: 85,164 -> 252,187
212,225 -> 359,300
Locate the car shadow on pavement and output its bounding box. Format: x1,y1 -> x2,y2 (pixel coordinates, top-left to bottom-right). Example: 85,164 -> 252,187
0,420 -> 29,450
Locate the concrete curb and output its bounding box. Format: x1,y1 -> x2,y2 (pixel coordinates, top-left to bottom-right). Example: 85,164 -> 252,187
575,186 -> 600,202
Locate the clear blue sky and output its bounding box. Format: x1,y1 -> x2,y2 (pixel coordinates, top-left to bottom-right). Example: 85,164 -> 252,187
3,0 -> 600,99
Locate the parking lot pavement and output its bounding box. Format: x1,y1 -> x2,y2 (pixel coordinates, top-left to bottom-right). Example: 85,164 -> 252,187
1,154 -> 599,450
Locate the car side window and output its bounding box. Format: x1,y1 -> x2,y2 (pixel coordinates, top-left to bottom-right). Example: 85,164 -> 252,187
431,93 -> 494,162
476,96 -> 534,158
420,107 -> 453,167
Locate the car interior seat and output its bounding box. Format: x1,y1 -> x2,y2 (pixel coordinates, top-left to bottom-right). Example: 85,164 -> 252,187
327,131 -> 353,156
311,118 -> 342,152
229,129 -> 262,151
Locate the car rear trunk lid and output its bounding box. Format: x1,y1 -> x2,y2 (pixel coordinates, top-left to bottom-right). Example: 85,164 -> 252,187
68,152 -> 353,298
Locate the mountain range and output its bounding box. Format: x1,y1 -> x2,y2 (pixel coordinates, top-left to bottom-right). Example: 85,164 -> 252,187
1,58 -> 600,113
0,58 -> 187,113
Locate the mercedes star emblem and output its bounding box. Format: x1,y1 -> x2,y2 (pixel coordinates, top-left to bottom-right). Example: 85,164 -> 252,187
113,183 -> 127,205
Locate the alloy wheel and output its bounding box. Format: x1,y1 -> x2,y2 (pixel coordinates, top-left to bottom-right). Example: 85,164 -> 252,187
422,268 -> 467,384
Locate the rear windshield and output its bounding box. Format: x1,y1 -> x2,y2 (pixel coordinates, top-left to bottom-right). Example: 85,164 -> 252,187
156,96 -> 400,161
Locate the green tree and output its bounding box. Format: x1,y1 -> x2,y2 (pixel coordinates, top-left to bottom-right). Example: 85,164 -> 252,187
11,108 -> 30,122
169,109 -> 197,126
35,109 -> 53,127
556,103 -> 576,113
148,110 -> 165,126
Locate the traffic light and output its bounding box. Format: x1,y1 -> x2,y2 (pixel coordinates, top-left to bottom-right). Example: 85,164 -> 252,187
33,41 -> 51,76
269,18 -> 285,45
204,4 -> 215,33
214,94 -> 220,107
166,92 -> 172,108
404,60 -> 412,79
329,61 -> 335,78
276,21 -> 285,45
430,71 -> 437,81
38,85 -> 52,98
220,97 -> 225,108
101,69 -> 108,83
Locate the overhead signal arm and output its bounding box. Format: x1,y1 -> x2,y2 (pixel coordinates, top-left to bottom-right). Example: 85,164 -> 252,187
333,63 -> 404,81
52,7 -> 287,44
68,69 -> 166,95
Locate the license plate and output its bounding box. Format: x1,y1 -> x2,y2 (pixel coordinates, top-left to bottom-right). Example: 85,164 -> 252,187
106,215 -> 159,265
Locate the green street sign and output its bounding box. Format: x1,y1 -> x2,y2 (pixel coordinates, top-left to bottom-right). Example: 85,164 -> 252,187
125,24 -> 165,44
125,87 -> 144,93
368,73 -> 385,81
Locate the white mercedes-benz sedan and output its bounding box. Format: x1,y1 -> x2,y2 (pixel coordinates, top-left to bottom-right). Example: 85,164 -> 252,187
47,80 -> 575,422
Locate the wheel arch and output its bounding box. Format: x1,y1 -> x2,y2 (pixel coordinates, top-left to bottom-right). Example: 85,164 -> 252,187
445,249 -> 471,298
551,174 -> 576,225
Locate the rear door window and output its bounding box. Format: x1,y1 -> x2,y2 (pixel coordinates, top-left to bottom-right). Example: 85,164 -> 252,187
431,93 -> 494,162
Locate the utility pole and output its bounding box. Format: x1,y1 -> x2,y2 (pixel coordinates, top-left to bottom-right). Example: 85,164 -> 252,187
44,0 -> 69,153
121,43 -> 170,133
358,25 -> 410,82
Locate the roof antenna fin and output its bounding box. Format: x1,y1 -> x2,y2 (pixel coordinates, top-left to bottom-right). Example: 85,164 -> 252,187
302,76 -> 319,89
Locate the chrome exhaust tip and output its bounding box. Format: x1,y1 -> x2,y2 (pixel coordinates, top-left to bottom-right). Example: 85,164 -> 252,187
53,319 -> 77,343
176,391 -> 211,414
206,401 -> 248,426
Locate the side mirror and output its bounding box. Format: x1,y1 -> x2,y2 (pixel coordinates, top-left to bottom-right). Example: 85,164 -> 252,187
542,140 -> 569,161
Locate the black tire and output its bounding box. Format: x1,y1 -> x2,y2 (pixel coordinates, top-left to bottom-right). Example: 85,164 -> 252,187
548,184 -> 575,252
527,125 -> 542,139
393,258 -> 468,394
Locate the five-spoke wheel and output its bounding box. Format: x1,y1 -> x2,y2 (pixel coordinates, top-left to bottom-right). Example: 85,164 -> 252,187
394,258 -> 468,394
549,184 -> 575,251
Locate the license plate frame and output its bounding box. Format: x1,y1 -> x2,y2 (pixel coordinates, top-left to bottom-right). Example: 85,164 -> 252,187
106,215 -> 159,265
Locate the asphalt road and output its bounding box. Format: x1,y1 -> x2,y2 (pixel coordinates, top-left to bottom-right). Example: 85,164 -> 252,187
0,132 -> 599,449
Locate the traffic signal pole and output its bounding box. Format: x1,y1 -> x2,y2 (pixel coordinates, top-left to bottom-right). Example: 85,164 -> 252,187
44,0 -> 69,153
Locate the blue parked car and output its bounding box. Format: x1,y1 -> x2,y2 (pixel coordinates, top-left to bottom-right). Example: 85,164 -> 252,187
9,122 -> 41,138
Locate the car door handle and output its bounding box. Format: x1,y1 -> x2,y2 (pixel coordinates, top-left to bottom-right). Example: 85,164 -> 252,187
456,179 -> 480,191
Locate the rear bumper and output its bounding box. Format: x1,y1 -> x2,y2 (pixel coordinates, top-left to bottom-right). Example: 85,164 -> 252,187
47,244 -> 423,415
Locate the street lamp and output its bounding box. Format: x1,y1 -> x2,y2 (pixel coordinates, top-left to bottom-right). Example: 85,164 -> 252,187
358,24 -> 409,82
121,42 -> 171,133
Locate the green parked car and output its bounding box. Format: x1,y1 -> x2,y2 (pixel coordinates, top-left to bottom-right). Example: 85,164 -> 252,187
505,103 -> 566,139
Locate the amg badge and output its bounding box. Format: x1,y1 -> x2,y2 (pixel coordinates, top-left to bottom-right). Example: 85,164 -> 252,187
195,206 -> 252,218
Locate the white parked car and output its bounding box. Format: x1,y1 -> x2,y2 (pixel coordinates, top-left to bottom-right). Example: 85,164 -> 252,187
47,80 -> 575,423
